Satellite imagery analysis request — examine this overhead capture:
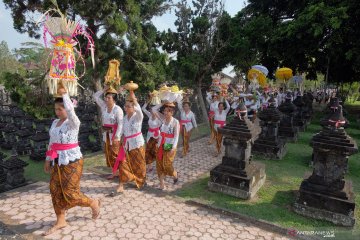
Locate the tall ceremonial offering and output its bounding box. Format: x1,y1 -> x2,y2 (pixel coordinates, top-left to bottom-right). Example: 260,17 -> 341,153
219,77 -> 231,101
105,59 -> 121,88
210,73 -> 221,93
37,6 -> 95,97
124,81 -> 139,101
182,88 -> 194,103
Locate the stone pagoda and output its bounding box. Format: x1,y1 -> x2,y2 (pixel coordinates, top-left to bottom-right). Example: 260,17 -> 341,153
0,148 -> 28,190
278,92 -> 299,142
294,101 -> 358,227
208,103 -> 265,199
253,97 -> 287,159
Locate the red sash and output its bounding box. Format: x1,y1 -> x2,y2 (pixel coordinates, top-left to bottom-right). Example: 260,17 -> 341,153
46,143 -> 79,160
103,124 -> 118,141
112,132 -> 142,173
148,127 -> 160,138
214,120 -> 226,128
157,132 -> 175,161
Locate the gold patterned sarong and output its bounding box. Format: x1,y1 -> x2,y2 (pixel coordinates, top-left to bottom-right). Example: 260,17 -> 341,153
119,146 -> 146,188
209,118 -> 216,143
182,128 -> 191,155
145,137 -> 158,165
156,148 -> 177,177
105,132 -> 120,168
215,130 -> 223,154
50,159 -> 92,215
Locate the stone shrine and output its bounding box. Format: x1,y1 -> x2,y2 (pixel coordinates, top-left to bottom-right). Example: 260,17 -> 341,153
208,103 -> 265,199
294,102 -> 358,227
278,92 -> 299,142
293,95 -> 307,131
253,97 -> 287,159
0,148 -> 28,191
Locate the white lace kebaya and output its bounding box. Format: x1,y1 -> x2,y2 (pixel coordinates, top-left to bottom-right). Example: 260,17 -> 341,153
177,99 -> 197,132
142,102 -> 162,142
122,102 -> 145,151
93,90 -> 124,145
46,93 -> 82,166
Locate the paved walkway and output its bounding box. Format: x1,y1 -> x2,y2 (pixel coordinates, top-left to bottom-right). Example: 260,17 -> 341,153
0,138 -> 290,240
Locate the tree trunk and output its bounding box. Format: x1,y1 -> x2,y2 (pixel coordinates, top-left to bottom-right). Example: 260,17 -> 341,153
196,84 -> 210,126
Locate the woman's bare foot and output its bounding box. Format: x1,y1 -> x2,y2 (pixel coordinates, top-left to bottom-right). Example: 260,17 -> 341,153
116,184 -> 124,193
91,199 -> 101,220
42,222 -> 68,236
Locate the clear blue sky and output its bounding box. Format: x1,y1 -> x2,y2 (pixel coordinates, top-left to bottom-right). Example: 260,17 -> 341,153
0,0 -> 246,75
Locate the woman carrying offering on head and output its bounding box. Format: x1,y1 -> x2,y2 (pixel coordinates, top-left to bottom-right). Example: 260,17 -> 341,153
111,91 -> 146,195
176,97 -> 197,158
213,99 -> 230,156
152,101 -> 180,190
93,85 -> 123,180
142,94 -> 162,172
44,86 -> 100,236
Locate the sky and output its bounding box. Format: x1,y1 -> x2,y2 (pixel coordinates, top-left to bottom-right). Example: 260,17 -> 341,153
0,0 -> 247,76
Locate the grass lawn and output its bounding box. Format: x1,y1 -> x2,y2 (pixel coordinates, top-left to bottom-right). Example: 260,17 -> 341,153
176,112 -> 360,239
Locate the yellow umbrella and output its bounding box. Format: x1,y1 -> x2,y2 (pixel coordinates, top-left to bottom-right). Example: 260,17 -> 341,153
275,67 -> 293,82
247,68 -> 267,87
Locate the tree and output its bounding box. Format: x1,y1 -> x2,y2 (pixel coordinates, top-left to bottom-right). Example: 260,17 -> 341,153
226,0 -> 360,84
160,0 -> 230,122
3,0 -> 172,92
0,41 -> 23,76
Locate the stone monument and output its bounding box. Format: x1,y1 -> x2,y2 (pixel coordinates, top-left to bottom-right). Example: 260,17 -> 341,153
294,101 -> 358,227
253,97 -> 287,159
208,103 -> 265,199
278,92 -> 299,142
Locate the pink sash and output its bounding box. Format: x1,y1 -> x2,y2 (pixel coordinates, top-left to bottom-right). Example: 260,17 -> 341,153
46,143 -> 79,160
214,120 -> 226,128
112,132 -> 142,174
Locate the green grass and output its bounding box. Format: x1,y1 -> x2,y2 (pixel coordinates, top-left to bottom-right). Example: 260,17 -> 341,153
176,113 -> 360,239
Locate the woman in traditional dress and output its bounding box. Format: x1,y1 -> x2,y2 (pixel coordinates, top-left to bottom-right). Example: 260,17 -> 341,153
206,92 -> 219,144
176,98 -> 197,158
111,97 -> 146,195
44,88 -> 100,236
142,99 -> 162,171
93,86 -> 123,179
213,100 -> 230,156
153,102 -> 180,190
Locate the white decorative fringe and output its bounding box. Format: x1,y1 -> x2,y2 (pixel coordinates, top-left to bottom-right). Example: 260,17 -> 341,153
47,78 -> 78,96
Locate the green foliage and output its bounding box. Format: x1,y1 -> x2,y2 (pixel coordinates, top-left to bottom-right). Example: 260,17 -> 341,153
1,72 -> 53,119
161,0 -> 230,87
225,0 -> 360,84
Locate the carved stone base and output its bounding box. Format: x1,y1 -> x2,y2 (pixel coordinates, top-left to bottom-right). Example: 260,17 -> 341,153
294,179 -> 355,227
252,139 -> 287,159
278,127 -> 298,142
294,202 -> 355,227
208,162 -> 266,199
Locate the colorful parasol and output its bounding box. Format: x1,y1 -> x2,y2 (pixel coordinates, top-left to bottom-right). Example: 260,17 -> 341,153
251,65 -> 269,77
247,68 -> 267,88
275,68 -> 293,82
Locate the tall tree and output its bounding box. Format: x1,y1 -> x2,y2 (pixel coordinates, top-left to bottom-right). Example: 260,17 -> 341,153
3,0 -> 172,92
160,0 -> 230,122
227,0 -> 360,84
